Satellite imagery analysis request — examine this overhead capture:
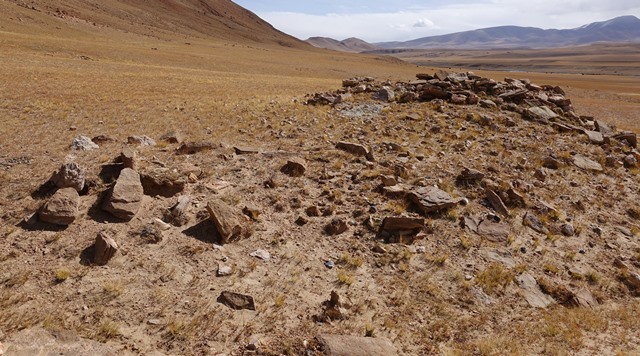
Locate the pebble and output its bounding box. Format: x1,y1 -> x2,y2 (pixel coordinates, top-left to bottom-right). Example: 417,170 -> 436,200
250,249 -> 271,261
324,260 -> 335,269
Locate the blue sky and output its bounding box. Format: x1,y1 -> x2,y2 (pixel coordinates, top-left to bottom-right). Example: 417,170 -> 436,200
233,0 -> 640,42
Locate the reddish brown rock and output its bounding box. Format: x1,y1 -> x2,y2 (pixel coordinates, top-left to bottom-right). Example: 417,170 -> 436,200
39,188 -> 80,225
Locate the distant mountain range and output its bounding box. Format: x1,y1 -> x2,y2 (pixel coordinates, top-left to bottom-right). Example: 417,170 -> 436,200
307,16 -> 640,52
305,37 -> 380,52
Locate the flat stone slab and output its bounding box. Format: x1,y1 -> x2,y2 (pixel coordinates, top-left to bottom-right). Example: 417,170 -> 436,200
516,273 -> 555,308
316,334 -> 397,356
573,154 -> 603,172
408,186 -> 457,214
102,168 -> 143,220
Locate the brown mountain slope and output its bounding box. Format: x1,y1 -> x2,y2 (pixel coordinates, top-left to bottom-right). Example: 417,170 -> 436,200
306,36 -> 380,53
1,0 -> 306,46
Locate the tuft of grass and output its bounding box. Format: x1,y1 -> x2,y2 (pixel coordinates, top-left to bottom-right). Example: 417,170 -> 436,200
274,295 -> 286,308
476,263 -> 515,295
98,320 -> 120,340
337,270 -> 354,286
54,268 -> 70,283
102,281 -> 124,298
339,253 -> 364,269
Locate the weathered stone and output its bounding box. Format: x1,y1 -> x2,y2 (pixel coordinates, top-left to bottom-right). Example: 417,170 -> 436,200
305,206 -> 321,217
408,187 -> 457,214
217,262 -> 233,277
383,184 -> 409,198
516,273 -> 555,308
280,157 -> 306,177
249,249 -> 271,261
176,141 -> 215,155
479,100 -> 497,109
525,106 -> 558,123
71,136 -> 99,151
167,195 -> 191,226
574,288 -> 598,308
451,94 -> 467,105
120,147 -> 137,169
336,141 -> 372,161
140,168 -> 186,197
477,220 -> 510,243
127,135 -> 156,146
595,120 -> 614,136
381,217 -> 424,232
523,212 -> 549,234
91,135 -> 115,145
207,199 -> 245,244
456,168 -> 485,185
375,87 -> 395,102
506,188 -> 526,207
560,223 -> 575,237
380,175 -> 397,187
51,162 -> 86,192
613,131 -> 637,148
543,156 -> 561,170
325,218 -> 348,236
316,334 -> 397,356
102,168 -> 144,220
486,190 -> 509,217
217,291 -> 255,310
234,146 -> 260,155
159,131 -> 183,144
421,84 -> 451,100
534,168 -> 548,181
94,231 -> 118,265
584,130 -> 604,144
623,154 -> 638,168
39,188 -> 79,225
572,155 -> 603,172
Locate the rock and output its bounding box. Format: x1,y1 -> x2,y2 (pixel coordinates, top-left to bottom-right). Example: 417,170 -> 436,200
572,155 -> 603,172
120,147 -> 137,169
506,188 -> 526,208
159,131 -> 183,144
584,130 -> 604,144
94,231 -> 118,265
613,131 -> 637,148
127,135 -> 156,146
217,262 -> 233,277
380,217 -> 424,244
516,273 -> 555,308
39,188 -> 80,225
336,141 -> 373,161
2,327 -> 116,355
534,169 -> 548,181
316,334 -> 397,356
305,206 -> 321,217
623,154 -> 638,168
153,218 -> 171,231
595,120 -> 614,136
91,135 -> 115,144
543,156 -> 560,170
380,175 -> 397,187
477,220 -> 510,243
250,249 -> 270,261
50,162 -> 86,192
71,136 -> 99,151
421,84 -> 451,100
408,186 -> 457,214
217,291 -> 255,310
383,184 -> 409,198
140,224 -> 163,243
102,168 -> 144,220
234,146 -> 260,155
574,288 -> 598,308
280,157 -> 306,177
525,106 -> 558,123
319,291 -> 348,322
561,223 -> 575,237
295,216 -> 308,226
456,168 -> 484,184
167,195 -> 191,226
207,199 -> 245,244
140,168 -> 186,197
325,218 -> 348,236
485,190 -> 509,217
242,206 -> 261,221
375,87 -> 395,102
523,212 -> 549,234
176,141 -> 215,155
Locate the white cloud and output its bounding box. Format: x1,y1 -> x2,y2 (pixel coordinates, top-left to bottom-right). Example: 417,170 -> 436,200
256,1 -> 640,42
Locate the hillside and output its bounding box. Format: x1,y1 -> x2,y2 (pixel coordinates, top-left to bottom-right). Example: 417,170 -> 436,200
306,37 -> 380,53
377,15 -> 640,49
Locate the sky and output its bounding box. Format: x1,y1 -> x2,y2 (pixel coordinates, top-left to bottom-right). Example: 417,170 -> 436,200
232,0 -> 640,42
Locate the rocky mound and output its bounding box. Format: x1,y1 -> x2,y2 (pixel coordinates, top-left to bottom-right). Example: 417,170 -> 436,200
0,71 -> 639,354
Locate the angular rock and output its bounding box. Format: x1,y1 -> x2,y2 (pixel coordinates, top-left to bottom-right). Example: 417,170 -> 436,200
380,175 -> 397,187
572,155 -> 603,172
217,291 -> 255,310
375,87 -> 395,102
250,249 -> 271,261
39,188 -> 80,225
574,288 -> 598,308
316,334 -> 397,356
516,273 -> 555,308
584,130 -> 604,145
127,135 -> 156,146
234,146 -> 260,155
94,232 -> 118,265
120,147 -> 137,169
167,195 -> 191,226
51,162 -> 86,192
543,156 -> 560,170
477,220 -> 510,243
217,262 -> 233,277
140,168 -> 186,197
102,168 -> 144,220
525,106 -> 558,123
623,154 -> 638,168
523,212 -> 549,234
613,131 -> 637,148
380,217 -> 424,244
207,199 -> 245,244
457,168 -> 484,185
159,131 -> 183,144
421,84 -> 451,100
336,141 -> 373,161
325,218 -> 348,236
595,120 -> 614,136
408,187 -> 457,214
71,136 -> 99,151
176,141 -> 215,155
305,205 -> 321,217
280,157 -> 306,177
486,190 -> 509,217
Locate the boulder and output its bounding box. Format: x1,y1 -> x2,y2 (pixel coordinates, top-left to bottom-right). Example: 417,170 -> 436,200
375,88 -> 395,102
613,131 -> 637,148
572,155 -> 603,172
94,232 -> 118,265
583,130 -> 604,145
71,136 -> 99,151
102,168 -> 144,220
595,120 -> 614,136
127,135 -> 156,146
336,141 -> 372,161
280,157 -> 307,177
140,168 -> 186,197
380,217 -> 424,244
207,199 -> 245,244
525,106 -> 558,123
39,188 -> 80,225
50,162 -> 86,192
316,334 -> 397,356
516,273 -> 555,308
408,187 -> 457,214
120,147 -> 137,169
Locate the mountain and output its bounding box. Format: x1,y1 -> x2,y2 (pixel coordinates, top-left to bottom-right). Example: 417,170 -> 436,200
306,37 -> 379,52
376,15 -> 640,50
1,0 -> 305,47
